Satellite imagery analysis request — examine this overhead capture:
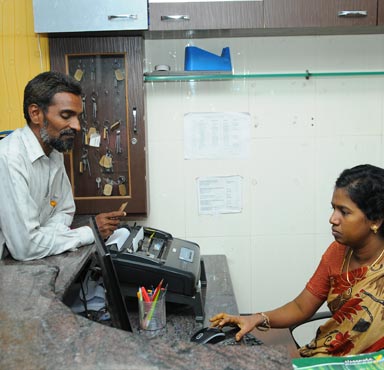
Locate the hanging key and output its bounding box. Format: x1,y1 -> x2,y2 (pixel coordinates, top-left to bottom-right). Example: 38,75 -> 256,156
81,125 -> 88,146
79,159 -> 84,174
103,179 -> 113,196
91,92 -> 97,121
81,149 -> 91,176
117,176 -> 127,196
90,58 -> 96,81
99,149 -> 113,174
81,148 -> 91,176
110,120 -> 121,132
115,130 -> 122,154
80,149 -> 87,174
103,120 -> 110,144
113,60 -> 124,81
104,149 -> 113,173
96,176 -> 101,189
86,159 -> 91,176
81,94 -> 87,122
95,177 -> 102,194
74,60 -> 84,81
88,125 -> 101,148
113,59 -> 124,88
81,157 -> 88,175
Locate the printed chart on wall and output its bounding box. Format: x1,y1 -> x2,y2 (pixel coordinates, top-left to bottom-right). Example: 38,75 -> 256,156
184,112 -> 248,215
196,176 -> 243,215
183,112 -> 251,160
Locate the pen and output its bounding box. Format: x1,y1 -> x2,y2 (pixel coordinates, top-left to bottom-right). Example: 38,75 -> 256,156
141,286 -> 151,302
144,281 -> 163,329
160,283 -> 168,299
152,279 -> 164,301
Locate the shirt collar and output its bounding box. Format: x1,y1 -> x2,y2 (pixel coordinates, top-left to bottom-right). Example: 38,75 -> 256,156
20,125 -> 61,164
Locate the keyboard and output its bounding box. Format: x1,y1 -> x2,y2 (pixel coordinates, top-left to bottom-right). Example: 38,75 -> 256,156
217,327 -> 264,346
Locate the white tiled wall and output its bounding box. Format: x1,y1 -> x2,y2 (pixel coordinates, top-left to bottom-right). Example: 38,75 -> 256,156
142,34 -> 384,317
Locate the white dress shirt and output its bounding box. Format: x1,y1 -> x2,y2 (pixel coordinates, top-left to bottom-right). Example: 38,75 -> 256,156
0,125 -> 94,261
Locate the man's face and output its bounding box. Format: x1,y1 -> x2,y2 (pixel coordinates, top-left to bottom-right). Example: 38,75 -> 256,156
38,92 -> 82,153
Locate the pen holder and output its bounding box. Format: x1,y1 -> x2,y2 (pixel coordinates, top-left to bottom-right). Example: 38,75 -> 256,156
138,292 -> 166,331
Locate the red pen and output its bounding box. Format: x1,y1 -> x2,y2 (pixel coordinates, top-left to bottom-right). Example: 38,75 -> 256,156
141,286 -> 151,302
152,279 -> 164,301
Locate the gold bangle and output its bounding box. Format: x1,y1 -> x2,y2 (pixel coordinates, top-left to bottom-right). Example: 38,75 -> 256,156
256,312 -> 271,332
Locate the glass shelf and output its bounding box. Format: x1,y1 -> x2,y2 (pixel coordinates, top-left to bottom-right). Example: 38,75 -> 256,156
144,70 -> 384,82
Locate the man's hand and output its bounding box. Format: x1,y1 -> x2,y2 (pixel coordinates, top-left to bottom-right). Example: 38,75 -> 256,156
95,211 -> 126,239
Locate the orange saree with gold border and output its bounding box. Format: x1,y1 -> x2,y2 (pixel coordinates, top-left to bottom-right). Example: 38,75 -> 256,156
300,255 -> 384,357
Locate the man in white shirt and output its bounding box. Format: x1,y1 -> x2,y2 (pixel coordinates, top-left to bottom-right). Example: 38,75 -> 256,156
0,71 -> 126,261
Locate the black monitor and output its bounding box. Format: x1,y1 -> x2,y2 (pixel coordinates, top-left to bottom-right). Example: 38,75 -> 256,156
89,216 -> 133,332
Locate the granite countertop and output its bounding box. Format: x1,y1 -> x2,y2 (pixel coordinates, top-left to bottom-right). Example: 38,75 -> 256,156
0,247 -> 292,370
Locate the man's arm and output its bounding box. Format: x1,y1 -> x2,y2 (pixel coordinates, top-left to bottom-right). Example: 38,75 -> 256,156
0,153 -> 93,261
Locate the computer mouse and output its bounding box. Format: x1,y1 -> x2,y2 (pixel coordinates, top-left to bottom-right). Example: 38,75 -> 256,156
190,327 -> 226,344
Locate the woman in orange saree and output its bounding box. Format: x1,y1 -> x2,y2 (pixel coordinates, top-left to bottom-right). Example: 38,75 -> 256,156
210,164 -> 384,357
299,241 -> 384,356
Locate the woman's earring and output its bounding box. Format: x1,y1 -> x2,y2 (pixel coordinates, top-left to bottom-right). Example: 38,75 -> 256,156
371,225 -> 379,234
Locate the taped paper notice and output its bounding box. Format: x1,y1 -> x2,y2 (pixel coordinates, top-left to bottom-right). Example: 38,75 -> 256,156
197,175 -> 242,215
184,112 -> 251,160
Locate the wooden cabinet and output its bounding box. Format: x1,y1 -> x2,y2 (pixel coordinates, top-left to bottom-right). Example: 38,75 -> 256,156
265,0 -> 378,28
32,0 -> 148,33
379,0 -> 384,24
49,37 -> 147,216
147,0 -> 383,37
148,1 -> 263,31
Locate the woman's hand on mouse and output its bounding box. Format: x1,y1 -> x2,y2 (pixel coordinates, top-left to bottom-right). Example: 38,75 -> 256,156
209,312 -> 261,341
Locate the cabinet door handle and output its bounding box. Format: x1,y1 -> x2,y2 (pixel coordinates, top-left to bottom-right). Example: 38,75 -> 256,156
337,10 -> 368,18
132,107 -> 137,134
108,14 -> 139,21
160,15 -> 190,22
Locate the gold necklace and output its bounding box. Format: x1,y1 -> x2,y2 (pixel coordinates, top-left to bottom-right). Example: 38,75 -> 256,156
345,249 -> 353,286
345,247 -> 384,285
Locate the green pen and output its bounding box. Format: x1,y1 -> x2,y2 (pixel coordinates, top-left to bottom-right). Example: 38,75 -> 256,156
144,280 -> 163,328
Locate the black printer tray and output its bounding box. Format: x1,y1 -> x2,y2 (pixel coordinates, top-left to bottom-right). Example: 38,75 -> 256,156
112,253 -> 199,297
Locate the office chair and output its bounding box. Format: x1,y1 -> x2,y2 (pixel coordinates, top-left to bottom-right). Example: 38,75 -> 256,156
0,130 -> 13,140
289,311 -> 332,348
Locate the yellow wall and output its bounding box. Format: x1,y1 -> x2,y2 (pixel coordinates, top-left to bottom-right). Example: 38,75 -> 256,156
0,0 -> 49,130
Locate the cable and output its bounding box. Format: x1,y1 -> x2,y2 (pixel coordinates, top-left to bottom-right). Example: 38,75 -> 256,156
79,278 -> 89,318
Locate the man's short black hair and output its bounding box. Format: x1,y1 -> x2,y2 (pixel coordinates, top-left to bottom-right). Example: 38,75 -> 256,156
23,71 -> 82,124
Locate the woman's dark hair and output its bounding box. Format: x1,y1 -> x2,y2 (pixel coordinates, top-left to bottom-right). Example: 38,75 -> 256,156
336,164 -> 384,236
23,71 -> 82,124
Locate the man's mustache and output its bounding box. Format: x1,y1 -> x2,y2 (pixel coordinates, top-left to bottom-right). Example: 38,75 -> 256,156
59,129 -> 77,137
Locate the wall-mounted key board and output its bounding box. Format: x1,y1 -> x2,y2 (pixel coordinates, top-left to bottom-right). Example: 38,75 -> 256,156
50,37 -> 147,216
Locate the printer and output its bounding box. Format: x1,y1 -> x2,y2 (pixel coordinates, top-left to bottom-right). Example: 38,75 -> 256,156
108,225 -> 206,322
